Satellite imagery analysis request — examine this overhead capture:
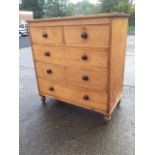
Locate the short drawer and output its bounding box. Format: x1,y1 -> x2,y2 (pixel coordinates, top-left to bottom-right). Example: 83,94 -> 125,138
64,25 -> 110,47
29,26 -> 63,45
38,78 -> 108,111
33,45 -> 108,69
36,62 -> 108,91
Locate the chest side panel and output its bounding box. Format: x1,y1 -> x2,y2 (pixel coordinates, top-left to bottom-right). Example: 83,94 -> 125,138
109,18 -> 128,113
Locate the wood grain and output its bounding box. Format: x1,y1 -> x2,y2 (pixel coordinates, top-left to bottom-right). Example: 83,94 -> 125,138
32,45 -> 108,69
38,78 -> 108,111
42,93 -> 107,114
28,14 -> 129,119
29,26 -> 64,45
64,25 -> 110,47
28,18 -> 110,27
108,18 -> 128,112
36,62 -> 108,91
28,13 -> 129,23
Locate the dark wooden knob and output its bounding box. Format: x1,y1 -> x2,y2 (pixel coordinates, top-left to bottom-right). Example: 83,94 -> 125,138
49,86 -> 54,91
81,32 -> 88,39
81,55 -> 88,60
83,95 -> 89,100
46,69 -> 52,74
82,75 -> 88,81
42,32 -> 48,38
44,51 -> 50,56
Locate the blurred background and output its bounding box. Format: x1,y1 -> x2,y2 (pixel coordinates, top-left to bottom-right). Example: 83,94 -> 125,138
19,0 -> 135,33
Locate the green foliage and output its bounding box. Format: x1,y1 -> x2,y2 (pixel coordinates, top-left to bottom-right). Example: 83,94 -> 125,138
19,0 -> 135,26
99,0 -> 132,12
128,25 -> 135,33
99,0 -> 135,26
64,0 -> 134,26
20,0 -> 44,18
44,0 -> 67,17
65,0 -> 99,16
99,0 -> 117,12
128,4 -> 135,26
64,3 -> 75,16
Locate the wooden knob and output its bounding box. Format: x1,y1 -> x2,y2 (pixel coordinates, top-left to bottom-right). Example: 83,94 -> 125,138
82,75 -> 88,81
49,86 -> 54,91
44,51 -> 50,56
42,32 -> 48,38
81,32 -> 88,39
81,55 -> 88,60
46,69 -> 52,74
83,95 -> 89,100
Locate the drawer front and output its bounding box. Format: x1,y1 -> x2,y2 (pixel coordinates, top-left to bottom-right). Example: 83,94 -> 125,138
64,25 -> 110,47
33,45 -> 108,69
36,62 -> 108,91
38,78 -> 107,111
30,26 -> 63,45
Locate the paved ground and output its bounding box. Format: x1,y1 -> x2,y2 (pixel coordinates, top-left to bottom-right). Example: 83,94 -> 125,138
19,36 -> 30,49
19,35 -> 135,155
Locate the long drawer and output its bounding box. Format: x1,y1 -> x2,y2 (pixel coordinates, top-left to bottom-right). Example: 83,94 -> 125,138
32,45 -> 108,69
36,62 -> 108,91
64,25 -> 110,47
38,78 -> 108,111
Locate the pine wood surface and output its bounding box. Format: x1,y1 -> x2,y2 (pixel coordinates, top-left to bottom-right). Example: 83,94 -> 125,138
38,78 -> 108,111
32,45 -> 109,69
35,62 -> 108,91
64,25 -> 110,47
108,18 -> 128,112
28,13 -> 128,120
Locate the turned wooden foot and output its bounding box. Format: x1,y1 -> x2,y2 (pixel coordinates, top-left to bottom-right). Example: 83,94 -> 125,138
41,96 -> 46,105
104,115 -> 111,123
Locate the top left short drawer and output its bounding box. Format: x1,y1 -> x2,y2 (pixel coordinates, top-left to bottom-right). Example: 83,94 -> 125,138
29,26 -> 64,45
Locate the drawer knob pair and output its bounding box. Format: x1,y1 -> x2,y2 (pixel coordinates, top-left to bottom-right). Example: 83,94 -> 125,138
81,55 -> 88,60
83,95 -> 89,100
82,75 -> 88,81
44,51 -> 50,56
49,86 -> 54,91
42,32 -> 48,38
46,69 -> 52,74
81,32 -> 88,39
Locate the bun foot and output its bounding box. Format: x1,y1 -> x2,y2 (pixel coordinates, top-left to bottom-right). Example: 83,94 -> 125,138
104,114 -> 111,123
41,96 -> 46,105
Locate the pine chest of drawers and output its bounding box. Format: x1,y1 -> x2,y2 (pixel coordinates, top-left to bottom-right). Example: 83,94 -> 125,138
28,13 -> 129,122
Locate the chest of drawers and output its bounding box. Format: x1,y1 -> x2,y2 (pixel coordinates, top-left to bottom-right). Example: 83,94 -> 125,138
28,13 -> 129,122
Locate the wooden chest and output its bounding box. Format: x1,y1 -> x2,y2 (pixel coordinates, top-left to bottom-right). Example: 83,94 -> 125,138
28,13 -> 129,122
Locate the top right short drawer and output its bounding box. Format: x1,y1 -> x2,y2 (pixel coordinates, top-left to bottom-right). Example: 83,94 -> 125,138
64,25 -> 110,48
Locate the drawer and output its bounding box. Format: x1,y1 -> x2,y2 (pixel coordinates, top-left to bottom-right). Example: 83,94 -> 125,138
29,26 -> 63,45
36,62 -> 108,91
38,78 -> 107,111
64,25 -> 110,47
33,45 -> 108,69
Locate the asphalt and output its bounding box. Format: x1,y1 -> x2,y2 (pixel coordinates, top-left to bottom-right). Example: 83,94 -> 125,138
19,35 -> 135,155
19,36 -> 30,49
